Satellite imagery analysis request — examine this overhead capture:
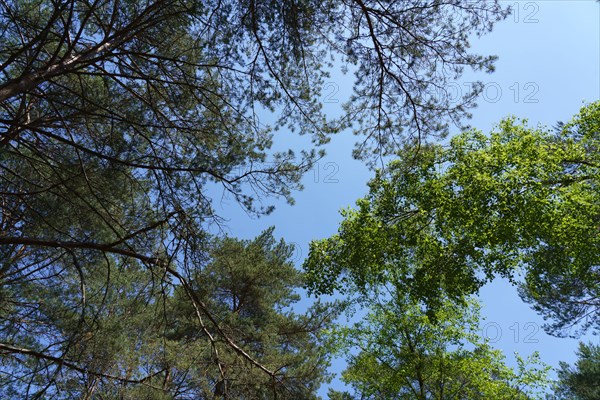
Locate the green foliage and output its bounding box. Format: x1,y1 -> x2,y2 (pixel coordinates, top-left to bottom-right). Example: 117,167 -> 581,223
549,342 -> 600,400
0,229 -> 339,399
167,228 -> 340,399
325,289 -> 550,399
0,0 -> 516,395
304,101 -> 600,336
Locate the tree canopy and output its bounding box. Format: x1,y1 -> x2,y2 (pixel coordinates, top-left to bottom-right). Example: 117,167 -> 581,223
304,101 -> 600,337
0,228 -> 339,398
9,0 -> 598,397
0,0 -> 512,394
327,292 -> 550,399
549,342 -> 600,400
0,0 -> 509,162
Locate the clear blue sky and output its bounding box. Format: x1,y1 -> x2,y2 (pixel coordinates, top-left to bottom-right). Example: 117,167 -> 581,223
209,0 -> 600,395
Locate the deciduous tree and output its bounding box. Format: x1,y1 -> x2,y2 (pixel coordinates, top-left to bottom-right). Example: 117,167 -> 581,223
326,289 -> 549,399
304,101 -> 600,337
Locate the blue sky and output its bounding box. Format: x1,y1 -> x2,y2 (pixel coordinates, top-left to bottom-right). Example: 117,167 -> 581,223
209,0 -> 600,395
